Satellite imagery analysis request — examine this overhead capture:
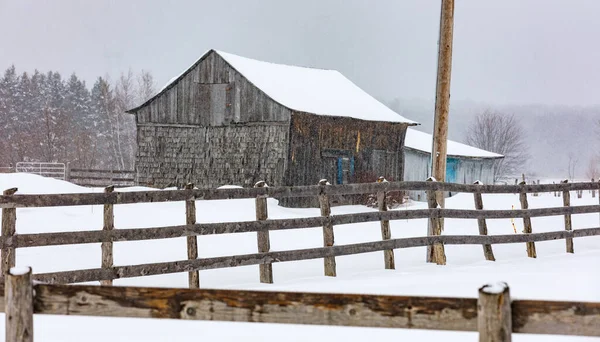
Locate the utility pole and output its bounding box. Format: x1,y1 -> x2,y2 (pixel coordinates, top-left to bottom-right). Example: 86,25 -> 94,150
427,0 -> 454,263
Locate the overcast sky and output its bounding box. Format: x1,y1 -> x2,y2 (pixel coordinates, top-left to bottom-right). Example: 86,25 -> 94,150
1,0 -> 598,107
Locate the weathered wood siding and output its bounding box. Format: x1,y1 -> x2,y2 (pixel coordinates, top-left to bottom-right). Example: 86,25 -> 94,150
134,51 -> 291,125
283,112 -> 408,207
136,124 -> 288,188
131,50 -> 292,189
403,148 -> 498,201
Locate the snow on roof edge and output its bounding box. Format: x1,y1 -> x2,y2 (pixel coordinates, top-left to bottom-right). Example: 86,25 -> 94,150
405,128 -> 504,159
128,50 -> 417,125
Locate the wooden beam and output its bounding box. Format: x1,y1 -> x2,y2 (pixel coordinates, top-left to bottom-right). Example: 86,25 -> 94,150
0,205 -> 598,250
376,177 -> 394,269
100,186 -> 114,286
478,283 -> 512,341
318,180 -> 336,277
29,227 -> 600,285
473,182 -> 495,261
561,180 -> 574,253
255,181 -> 273,284
430,0 -> 455,212
2,182 -> 600,208
185,183 -> 199,288
1,188 -> 18,276
519,182 -> 536,258
5,267 -> 33,342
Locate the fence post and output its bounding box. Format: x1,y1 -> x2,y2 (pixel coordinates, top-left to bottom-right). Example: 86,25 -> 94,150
518,181 -> 536,258
100,185 -> 115,286
2,187 -> 18,276
561,180 -> 574,254
426,177 -> 446,265
376,177 -> 395,269
318,179 -> 336,277
5,267 -> 34,342
185,183 -> 200,289
254,181 -> 273,284
473,181 -> 495,261
478,283 -> 512,342
592,178 -> 596,198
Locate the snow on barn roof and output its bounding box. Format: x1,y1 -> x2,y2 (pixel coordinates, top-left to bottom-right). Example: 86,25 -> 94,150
405,128 -> 503,159
129,50 -> 416,124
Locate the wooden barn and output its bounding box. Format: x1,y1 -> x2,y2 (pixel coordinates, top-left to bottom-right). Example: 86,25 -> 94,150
403,128 -> 504,200
127,49 -> 417,206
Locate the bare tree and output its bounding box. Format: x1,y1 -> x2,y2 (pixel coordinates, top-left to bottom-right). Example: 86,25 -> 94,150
466,110 -> 529,182
567,153 -> 579,181
586,155 -> 599,180
135,70 -> 156,106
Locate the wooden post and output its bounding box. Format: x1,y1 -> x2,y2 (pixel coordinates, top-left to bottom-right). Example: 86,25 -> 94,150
473,181 -> 495,261
592,178 -> 596,198
2,188 -> 18,276
430,0 -> 455,229
5,267 -> 34,342
426,177 -> 446,265
561,180 -> 574,253
318,179 -> 336,277
518,181 -> 536,258
254,181 -> 273,283
185,183 -> 200,288
478,283 -> 512,342
376,177 -> 395,270
100,185 -> 114,286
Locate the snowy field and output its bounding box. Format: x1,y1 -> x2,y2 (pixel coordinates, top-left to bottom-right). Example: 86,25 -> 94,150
0,173 -> 599,341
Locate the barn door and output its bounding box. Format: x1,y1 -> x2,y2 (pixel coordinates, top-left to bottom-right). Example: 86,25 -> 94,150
446,158 -> 458,183
336,156 -> 355,184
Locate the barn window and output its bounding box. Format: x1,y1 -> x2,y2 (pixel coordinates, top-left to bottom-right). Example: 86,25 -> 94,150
196,83 -> 228,126
321,149 -> 354,184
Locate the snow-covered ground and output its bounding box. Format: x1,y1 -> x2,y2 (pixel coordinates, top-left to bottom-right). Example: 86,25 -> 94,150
0,173 -> 599,341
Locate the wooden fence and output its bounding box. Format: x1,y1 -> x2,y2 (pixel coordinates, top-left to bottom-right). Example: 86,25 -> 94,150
67,168 -> 135,187
0,179 -> 599,286
2,268 -> 600,341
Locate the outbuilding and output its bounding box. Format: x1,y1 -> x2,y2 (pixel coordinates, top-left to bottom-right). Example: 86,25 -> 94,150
127,50 -> 417,206
403,128 -> 504,200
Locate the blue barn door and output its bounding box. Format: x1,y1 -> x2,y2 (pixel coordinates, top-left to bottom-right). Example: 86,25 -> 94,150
446,158 -> 458,183
336,156 -> 355,184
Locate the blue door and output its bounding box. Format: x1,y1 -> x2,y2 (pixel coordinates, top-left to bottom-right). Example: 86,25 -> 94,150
446,158 -> 458,183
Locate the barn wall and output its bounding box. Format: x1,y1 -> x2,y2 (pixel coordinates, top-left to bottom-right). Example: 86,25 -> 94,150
134,51 -> 292,125
403,148 -> 500,201
136,124 -> 288,189
403,148 -> 431,201
282,112 -> 408,207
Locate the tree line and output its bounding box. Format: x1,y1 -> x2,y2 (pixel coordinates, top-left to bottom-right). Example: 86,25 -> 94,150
0,66 -> 155,170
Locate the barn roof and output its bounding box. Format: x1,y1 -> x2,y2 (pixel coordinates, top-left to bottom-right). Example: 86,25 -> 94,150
405,128 -> 504,159
128,50 -> 417,124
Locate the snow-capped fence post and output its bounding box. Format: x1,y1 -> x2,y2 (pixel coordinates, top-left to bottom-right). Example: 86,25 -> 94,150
376,177 -> 395,270
518,181 -> 536,258
5,267 -> 34,342
473,181 -> 495,261
254,181 -> 273,283
100,185 -> 115,286
2,187 -> 18,276
426,178 -> 446,265
318,179 -> 336,277
478,283 -> 512,342
185,183 -> 200,289
561,180 -> 574,254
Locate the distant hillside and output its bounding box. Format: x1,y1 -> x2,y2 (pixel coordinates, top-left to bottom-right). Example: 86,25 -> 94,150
387,98 -> 600,178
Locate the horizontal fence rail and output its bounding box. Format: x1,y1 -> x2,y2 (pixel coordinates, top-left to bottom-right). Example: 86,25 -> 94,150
2,270 -> 600,340
0,206 -> 599,249
68,168 -> 135,187
2,181 -> 600,208
24,227 -> 600,284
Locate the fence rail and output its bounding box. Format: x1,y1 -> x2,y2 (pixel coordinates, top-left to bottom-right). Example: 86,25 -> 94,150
3,269 -> 600,341
1,179 -> 599,288
1,180 -> 599,208
67,168 -> 135,187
